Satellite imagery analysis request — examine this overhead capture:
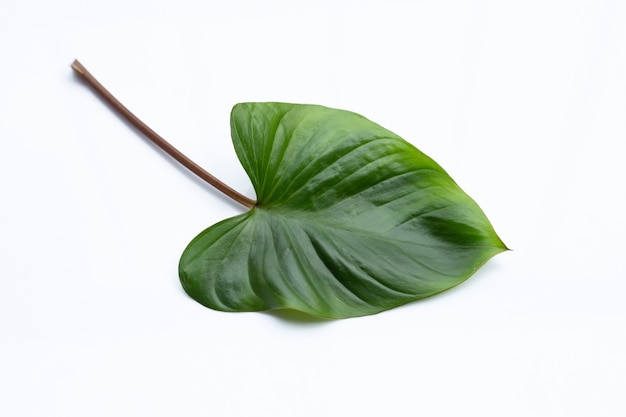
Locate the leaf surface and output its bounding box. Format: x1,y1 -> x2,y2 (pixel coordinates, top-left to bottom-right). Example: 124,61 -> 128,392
179,103 -> 506,318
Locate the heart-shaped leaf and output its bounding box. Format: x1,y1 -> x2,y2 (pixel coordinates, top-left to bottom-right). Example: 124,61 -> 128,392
179,103 -> 507,319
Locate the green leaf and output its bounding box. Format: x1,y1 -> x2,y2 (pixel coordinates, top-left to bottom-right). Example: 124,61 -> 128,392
179,103 -> 507,319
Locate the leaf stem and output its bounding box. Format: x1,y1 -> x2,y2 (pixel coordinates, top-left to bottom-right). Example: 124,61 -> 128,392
71,59 -> 256,209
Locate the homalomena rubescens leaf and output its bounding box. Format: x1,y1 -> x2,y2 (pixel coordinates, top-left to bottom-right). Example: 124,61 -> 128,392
179,103 -> 506,319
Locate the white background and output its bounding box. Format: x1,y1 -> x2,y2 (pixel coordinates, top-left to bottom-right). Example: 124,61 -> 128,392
1,0 -> 625,416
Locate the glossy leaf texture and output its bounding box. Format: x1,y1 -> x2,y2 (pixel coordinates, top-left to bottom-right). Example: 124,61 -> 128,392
179,103 -> 507,319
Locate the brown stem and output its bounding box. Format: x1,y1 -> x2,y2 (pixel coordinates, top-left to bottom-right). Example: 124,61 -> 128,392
71,59 -> 256,209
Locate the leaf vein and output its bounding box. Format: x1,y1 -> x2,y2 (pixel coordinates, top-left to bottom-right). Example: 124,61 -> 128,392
280,136 -> 404,204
